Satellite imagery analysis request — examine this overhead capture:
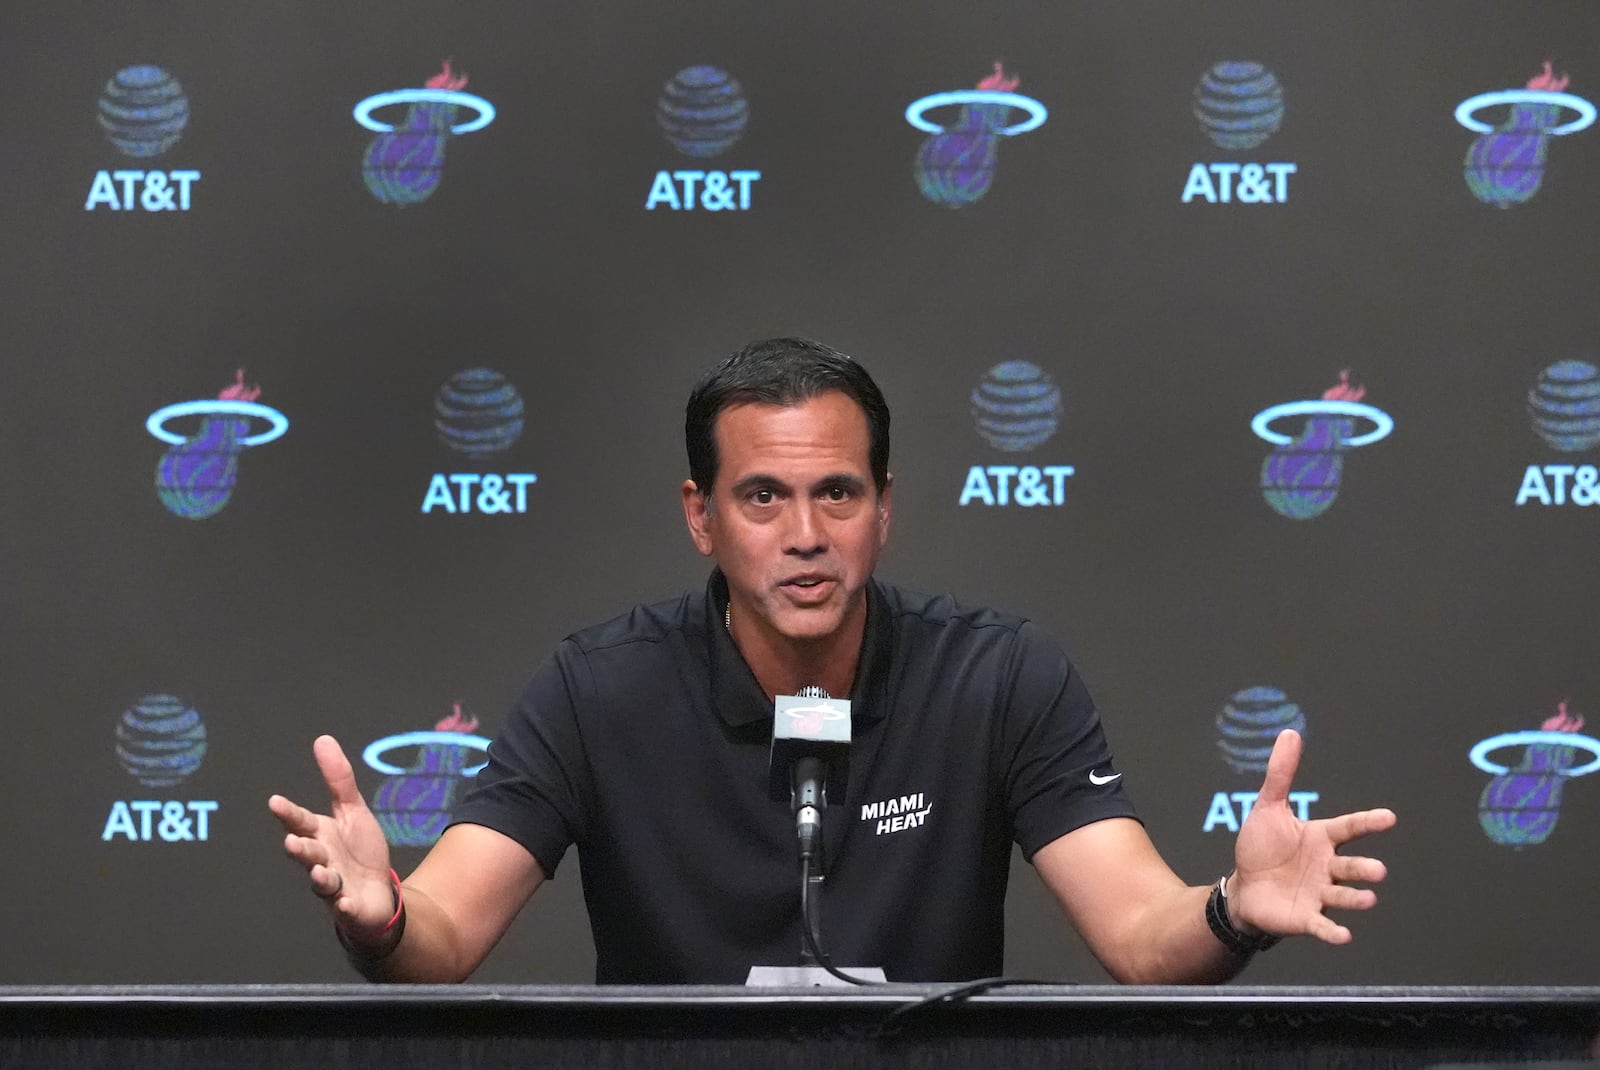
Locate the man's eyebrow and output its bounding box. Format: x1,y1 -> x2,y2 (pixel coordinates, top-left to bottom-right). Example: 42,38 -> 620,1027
729,473 -> 790,494
813,472 -> 868,492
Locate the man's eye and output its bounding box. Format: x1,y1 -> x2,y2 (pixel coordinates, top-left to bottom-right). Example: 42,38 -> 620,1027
823,486 -> 850,502
749,489 -> 775,505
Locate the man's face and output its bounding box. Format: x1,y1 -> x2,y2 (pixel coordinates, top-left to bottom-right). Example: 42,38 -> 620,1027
683,391 -> 891,645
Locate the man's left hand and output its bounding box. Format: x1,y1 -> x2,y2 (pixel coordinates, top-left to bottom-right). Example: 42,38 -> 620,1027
1230,729 -> 1397,944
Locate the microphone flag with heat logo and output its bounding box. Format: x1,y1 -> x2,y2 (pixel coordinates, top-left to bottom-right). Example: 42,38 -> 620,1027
769,693 -> 852,803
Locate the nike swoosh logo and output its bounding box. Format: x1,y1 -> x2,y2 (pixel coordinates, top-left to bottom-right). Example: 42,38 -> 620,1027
1089,771 -> 1122,785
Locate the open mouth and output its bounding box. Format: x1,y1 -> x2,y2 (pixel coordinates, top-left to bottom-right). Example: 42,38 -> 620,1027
780,576 -> 835,601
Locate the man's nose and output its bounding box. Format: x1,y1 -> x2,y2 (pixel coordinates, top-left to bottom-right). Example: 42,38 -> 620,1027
783,499 -> 827,556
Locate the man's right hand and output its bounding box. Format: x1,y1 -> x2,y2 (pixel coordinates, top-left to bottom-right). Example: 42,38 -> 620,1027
268,735 -> 398,948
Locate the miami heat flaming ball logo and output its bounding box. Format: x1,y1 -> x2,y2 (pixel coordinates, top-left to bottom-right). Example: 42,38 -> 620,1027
1456,61 -> 1595,207
146,370 -> 288,519
1473,702 -> 1600,847
905,62 -> 1047,208
354,60 -> 496,205
1251,371 -> 1393,519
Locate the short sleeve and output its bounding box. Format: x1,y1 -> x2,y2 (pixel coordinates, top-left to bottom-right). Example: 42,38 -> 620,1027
447,642 -> 594,879
999,621 -> 1141,860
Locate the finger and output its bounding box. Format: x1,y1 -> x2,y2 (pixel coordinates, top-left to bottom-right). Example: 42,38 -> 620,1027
267,794 -> 321,837
1330,855 -> 1387,884
1320,807 -> 1398,846
1253,728 -> 1302,808
309,864 -> 344,901
312,735 -> 366,811
1306,914 -> 1353,945
1322,884 -> 1378,912
283,832 -> 330,870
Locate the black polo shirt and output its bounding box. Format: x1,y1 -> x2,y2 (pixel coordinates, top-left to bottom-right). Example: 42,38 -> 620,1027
449,571 -> 1138,983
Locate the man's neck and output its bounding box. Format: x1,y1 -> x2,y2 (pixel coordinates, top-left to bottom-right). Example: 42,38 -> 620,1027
727,600 -> 866,701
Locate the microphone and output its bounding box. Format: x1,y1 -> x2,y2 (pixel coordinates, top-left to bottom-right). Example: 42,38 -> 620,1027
769,685 -> 851,868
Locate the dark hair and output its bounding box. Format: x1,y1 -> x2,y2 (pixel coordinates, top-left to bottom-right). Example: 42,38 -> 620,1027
685,337 -> 891,496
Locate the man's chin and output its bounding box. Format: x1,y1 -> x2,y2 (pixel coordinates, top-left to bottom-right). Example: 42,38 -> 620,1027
770,607 -> 845,644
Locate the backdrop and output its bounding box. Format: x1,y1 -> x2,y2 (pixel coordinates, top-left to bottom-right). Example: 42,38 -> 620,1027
3,0 -> 1597,985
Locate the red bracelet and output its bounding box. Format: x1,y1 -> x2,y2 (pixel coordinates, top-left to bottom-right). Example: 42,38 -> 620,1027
335,868 -> 406,960
378,868 -> 404,934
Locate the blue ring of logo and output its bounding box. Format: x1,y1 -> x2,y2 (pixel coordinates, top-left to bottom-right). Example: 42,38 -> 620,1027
904,91 -> 1048,136
1469,730 -> 1600,777
353,90 -> 497,135
146,400 -> 289,447
362,731 -> 493,776
1250,400 -> 1394,448
1454,90 -> 1596,136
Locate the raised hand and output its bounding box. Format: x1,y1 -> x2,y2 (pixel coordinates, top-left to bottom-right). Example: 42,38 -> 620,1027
1230,729 -> 1397,944
268,735 -> 398,944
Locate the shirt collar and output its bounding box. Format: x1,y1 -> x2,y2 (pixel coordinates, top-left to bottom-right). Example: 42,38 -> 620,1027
706,568 -> 892,727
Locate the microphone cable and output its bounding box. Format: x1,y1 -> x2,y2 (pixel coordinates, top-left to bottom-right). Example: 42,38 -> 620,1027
797,854 -> 879,986
795,853 -> 1064,1031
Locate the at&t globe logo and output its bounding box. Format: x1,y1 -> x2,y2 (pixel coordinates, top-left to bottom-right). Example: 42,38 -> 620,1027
645,65 -> 761,212
1182,61 -> 1296,205
1203,686 -> 1319,832
355,59 -> 495,206
905,62 -> 1047,208
1515,359 -> 1600,507
420,368 -> 538,515
102,694 -> 218,843
85,65 -> 201,212
958,361 -> 1074,507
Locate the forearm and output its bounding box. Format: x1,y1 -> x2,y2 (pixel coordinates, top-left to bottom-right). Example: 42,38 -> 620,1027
1101,881 -> 1251,985
343,883 -> 472,983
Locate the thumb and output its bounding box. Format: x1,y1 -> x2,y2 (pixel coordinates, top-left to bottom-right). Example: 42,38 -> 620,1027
1254,728 -> 1301,809
313,735 -> 366,812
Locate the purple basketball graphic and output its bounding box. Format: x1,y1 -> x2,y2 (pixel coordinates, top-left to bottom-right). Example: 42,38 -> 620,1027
152,370 -> 281,520
1460,62 -> 1594,208
371,703 -> 485,847
363,61 -> 467,205
1258,371 -> 1378,520
909,63 -> 1046,208
1478,702 -> 1590,847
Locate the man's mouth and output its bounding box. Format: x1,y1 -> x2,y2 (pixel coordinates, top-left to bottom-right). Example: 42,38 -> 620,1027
780,575 -> 835,599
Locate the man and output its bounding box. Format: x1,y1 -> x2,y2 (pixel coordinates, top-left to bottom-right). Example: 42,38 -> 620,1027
269,337 -> 1395,984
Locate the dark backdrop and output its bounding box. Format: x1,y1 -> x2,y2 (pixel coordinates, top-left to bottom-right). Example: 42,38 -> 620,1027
2,0 -> 1597,985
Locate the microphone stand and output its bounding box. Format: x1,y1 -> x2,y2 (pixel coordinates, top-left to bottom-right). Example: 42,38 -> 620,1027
745,691 -> 885,986
793,756 -> 826,967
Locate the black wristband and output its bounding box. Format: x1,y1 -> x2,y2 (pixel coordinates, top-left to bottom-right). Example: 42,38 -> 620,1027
1206,876 -> 1281,955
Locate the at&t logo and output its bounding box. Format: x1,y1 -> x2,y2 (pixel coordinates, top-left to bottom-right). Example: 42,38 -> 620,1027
1515,359 -> 1600,507
646,65 -> 761,211
421,368 -> 538,515
1182,61 -> 1296,205
102,694 -> 218,843
1202,686 -> 1318,832
958,361 -> 1074,507
85,65 -> 201,212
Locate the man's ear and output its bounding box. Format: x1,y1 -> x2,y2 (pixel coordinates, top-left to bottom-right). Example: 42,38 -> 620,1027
682,479 -> 715,557
876,472 -> 893,545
